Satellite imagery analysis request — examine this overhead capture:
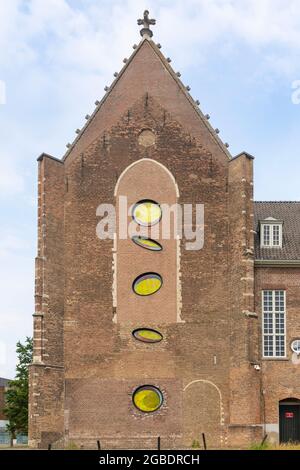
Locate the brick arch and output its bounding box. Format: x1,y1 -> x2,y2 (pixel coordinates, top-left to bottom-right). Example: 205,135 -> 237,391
277,383 -> 300,402
279,396 -> 300,403
113,158 -> 181,325
183,379 -> 226,448
114,158 -> 180,198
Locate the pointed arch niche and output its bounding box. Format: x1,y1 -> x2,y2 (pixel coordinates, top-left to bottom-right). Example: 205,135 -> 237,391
113,158 -> 181,325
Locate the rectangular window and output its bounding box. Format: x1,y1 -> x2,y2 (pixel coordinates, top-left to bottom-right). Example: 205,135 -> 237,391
262,290 -> 286,358
273,225 -> 280,246
263,225 -> 270,246
261,224 -> 282,247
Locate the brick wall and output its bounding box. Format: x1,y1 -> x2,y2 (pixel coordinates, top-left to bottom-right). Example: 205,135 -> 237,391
228,155 -> 261,436
29,38 -> 264,449
29,155 -> 65,446
0,386 -> 6,421
255,267 -> 300,443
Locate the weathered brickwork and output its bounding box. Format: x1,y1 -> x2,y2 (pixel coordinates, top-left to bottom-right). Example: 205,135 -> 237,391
228,155 -> 260,434
29,155 -> 65,448
28,36 -> 298,449
255,267 -> 300,444
0,385 -> 6,421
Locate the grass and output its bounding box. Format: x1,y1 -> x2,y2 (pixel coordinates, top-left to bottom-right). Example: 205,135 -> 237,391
191,439 -> 201,449
65,441 -> 79,450
250,441 -> 270,450
250,442 -> 300,450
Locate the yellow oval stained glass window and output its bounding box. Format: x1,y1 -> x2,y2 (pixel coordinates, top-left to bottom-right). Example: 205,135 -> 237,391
132,200 -> 162,227
132,273 -> 162,296
133,385 -> 163,413
132,236 -> 162,252
133,328 -> 163,343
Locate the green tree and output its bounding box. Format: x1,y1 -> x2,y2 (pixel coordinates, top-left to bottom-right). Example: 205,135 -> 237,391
4,337 -> 33,442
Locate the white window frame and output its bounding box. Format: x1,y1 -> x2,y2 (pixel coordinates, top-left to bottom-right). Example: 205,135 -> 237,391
261,223 -> 282,248
262,290 -> 286,358
291,339 -> 300,355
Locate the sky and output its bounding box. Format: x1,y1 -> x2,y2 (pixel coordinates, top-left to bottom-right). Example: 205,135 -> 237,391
0,0 -> 300,378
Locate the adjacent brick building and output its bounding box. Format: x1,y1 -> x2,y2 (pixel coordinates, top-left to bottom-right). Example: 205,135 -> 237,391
29,12 -> 300,448
0,378 -> 9,431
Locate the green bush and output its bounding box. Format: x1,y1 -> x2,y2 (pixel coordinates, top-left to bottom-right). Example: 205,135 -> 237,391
66,441 -> 79,450
191,439 -> 201,449
250,441 -> 270,450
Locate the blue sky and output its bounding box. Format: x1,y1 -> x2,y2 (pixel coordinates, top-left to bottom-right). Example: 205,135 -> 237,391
0,0 -> 300,378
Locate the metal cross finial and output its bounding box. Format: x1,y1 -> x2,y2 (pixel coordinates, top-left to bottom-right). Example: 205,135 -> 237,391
137,10 -> 156,38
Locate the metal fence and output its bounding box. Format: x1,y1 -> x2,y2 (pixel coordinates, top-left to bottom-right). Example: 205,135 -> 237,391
0,432 -> 9,445
0,431 -> 28,445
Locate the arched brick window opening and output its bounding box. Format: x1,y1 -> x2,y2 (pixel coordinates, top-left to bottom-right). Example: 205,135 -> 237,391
113,158 -> 181,325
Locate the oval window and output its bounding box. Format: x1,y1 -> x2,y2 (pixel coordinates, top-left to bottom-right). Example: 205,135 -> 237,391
133,328 -> 163,343
132,236 -> 162,252
133,385 -> 163,413
132,273 -> 163,296
291,339 -> 300,355
132,200 -> 162,227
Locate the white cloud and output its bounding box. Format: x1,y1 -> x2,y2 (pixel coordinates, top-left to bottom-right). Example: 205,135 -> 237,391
0,80 -> 6,104
0,240 -> 34,378
0,341 -> 7,366
0,0 -> 300,75
154,0 -> 300,74
0,159 -> 24,197
0,231 -> 29,257
292,80 -> 300,105
0,0 -> 299,378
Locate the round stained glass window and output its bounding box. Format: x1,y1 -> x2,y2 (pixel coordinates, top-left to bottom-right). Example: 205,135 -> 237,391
132,200 -> 162,227
291,339 -> 300,355
132,273 -> 163,296
133,385 -> 163,413
133,328 -> 163,343
132,236 -> 162,252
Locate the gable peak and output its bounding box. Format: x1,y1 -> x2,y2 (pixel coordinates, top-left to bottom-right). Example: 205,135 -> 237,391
137,10 -> 156,39
62,13 -> 232,162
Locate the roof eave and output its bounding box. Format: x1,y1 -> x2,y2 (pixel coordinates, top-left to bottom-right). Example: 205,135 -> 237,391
255,259 -> 300,267
230,151 -> 255,162
37,153 -> 63,164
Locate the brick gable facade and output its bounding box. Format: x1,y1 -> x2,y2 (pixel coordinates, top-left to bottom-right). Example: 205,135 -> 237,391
28,31 -> 300,449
